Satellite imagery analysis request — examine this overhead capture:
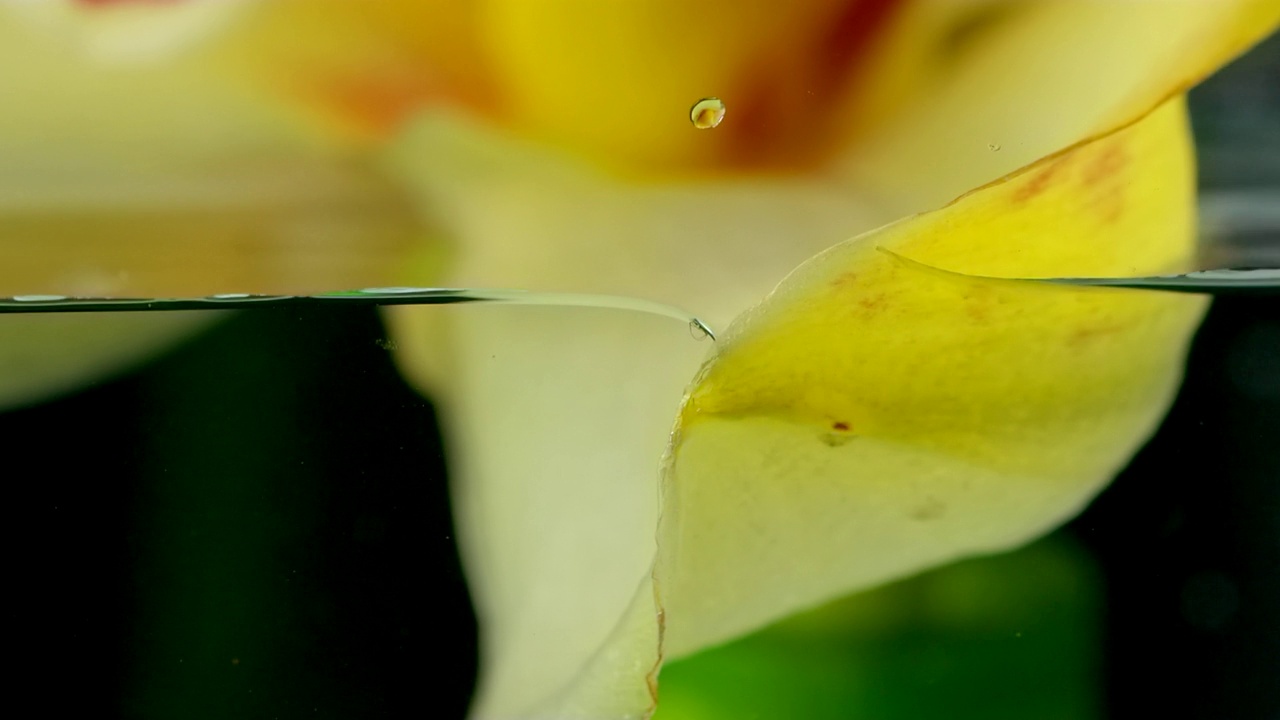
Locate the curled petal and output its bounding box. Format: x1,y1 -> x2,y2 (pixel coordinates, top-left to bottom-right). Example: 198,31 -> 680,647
657,99 -> 1206,656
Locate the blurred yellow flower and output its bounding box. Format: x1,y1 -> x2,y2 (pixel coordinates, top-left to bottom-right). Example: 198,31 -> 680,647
2,2 -> 1278,719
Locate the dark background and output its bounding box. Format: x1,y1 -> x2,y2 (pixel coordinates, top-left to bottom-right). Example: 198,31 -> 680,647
0,307 -> 475,718
1071,30 -> 1280,719
1,30 -> 1276,720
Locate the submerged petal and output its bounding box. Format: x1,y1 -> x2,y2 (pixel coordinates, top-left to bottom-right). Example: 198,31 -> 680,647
0,7 -> 431,406
0,313 -> 212,408
388,302 -> 707,720
383,114 -> 886,718
657,99 -> 1207,656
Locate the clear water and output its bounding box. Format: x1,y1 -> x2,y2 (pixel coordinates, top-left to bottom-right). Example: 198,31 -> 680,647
2,16 -> 1278,720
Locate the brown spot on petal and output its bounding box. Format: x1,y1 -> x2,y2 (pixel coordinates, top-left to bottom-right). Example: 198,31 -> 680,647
962,287 -> 997,324
1083,143 -> 1129,224
821,420 -> 856,446
1069,321 -> 1132,347
1084,143 -> 1129,186
1012,156 -> 1070,204
830,271 -> 859,288
857,292 -> 889,314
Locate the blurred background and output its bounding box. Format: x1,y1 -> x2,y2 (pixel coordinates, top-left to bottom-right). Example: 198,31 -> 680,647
1,22 -> 1277,720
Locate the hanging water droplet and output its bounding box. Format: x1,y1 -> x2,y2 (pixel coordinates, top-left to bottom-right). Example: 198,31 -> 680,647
690,97 -> 726,129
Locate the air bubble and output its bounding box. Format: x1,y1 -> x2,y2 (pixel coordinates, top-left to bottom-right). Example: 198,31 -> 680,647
690,97 -> 726,129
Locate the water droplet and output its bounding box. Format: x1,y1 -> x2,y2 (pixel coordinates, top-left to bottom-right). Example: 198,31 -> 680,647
988,143 -> 1001,152
690,97 -> 725,130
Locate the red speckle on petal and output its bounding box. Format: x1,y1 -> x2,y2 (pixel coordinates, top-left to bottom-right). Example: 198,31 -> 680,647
857,292 -> 889,314
1012,155 -> 1070,203
832,421 -> 851,432
1068,321 -> 1131,347
1083,142 -> 1129,224
1084,143 -> 1128,186
830,271 -> 859,288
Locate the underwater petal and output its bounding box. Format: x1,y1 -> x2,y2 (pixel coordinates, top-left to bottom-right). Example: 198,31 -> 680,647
0,313 -> 212,409
0,9 -> 428,406
382,112 -> 892,718
387,302 -> 706,720
656,99 -> 1207,657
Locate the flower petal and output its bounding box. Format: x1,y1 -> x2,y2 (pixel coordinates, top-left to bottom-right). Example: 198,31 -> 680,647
0,6 -> 434,407
9,0 -> 246,64
656,98 -> 1207,657
387,302 -> 707,720
0,7 -> 427,298
841,0 -> 1280,214
207,0 -> 497,141
0,313 -> 213,408
381,112 -> 888,719
382,112 -> 888,331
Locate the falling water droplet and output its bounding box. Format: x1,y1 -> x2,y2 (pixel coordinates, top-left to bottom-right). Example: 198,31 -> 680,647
690,97 -> 726,129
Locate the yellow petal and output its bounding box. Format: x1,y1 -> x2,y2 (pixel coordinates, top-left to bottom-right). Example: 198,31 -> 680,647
217,0 -> 1279,187
207,0 -> 498,142
478,0 -> 918,173
388,302 -> 707,720
0,9 -> 428,406
656,98 -> 1207,657
0,158 -> 424,298
382,112 -> 889,334
382,112 -> 887,718
843,0 -> 1280,214
213,0 -> 918,170
0,313 -> 213,409
6,0 -> 247,64
0,5 -> 428,297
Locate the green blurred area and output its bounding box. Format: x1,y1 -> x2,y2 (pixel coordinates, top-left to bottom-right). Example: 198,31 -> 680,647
654,535 -> 1100,720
